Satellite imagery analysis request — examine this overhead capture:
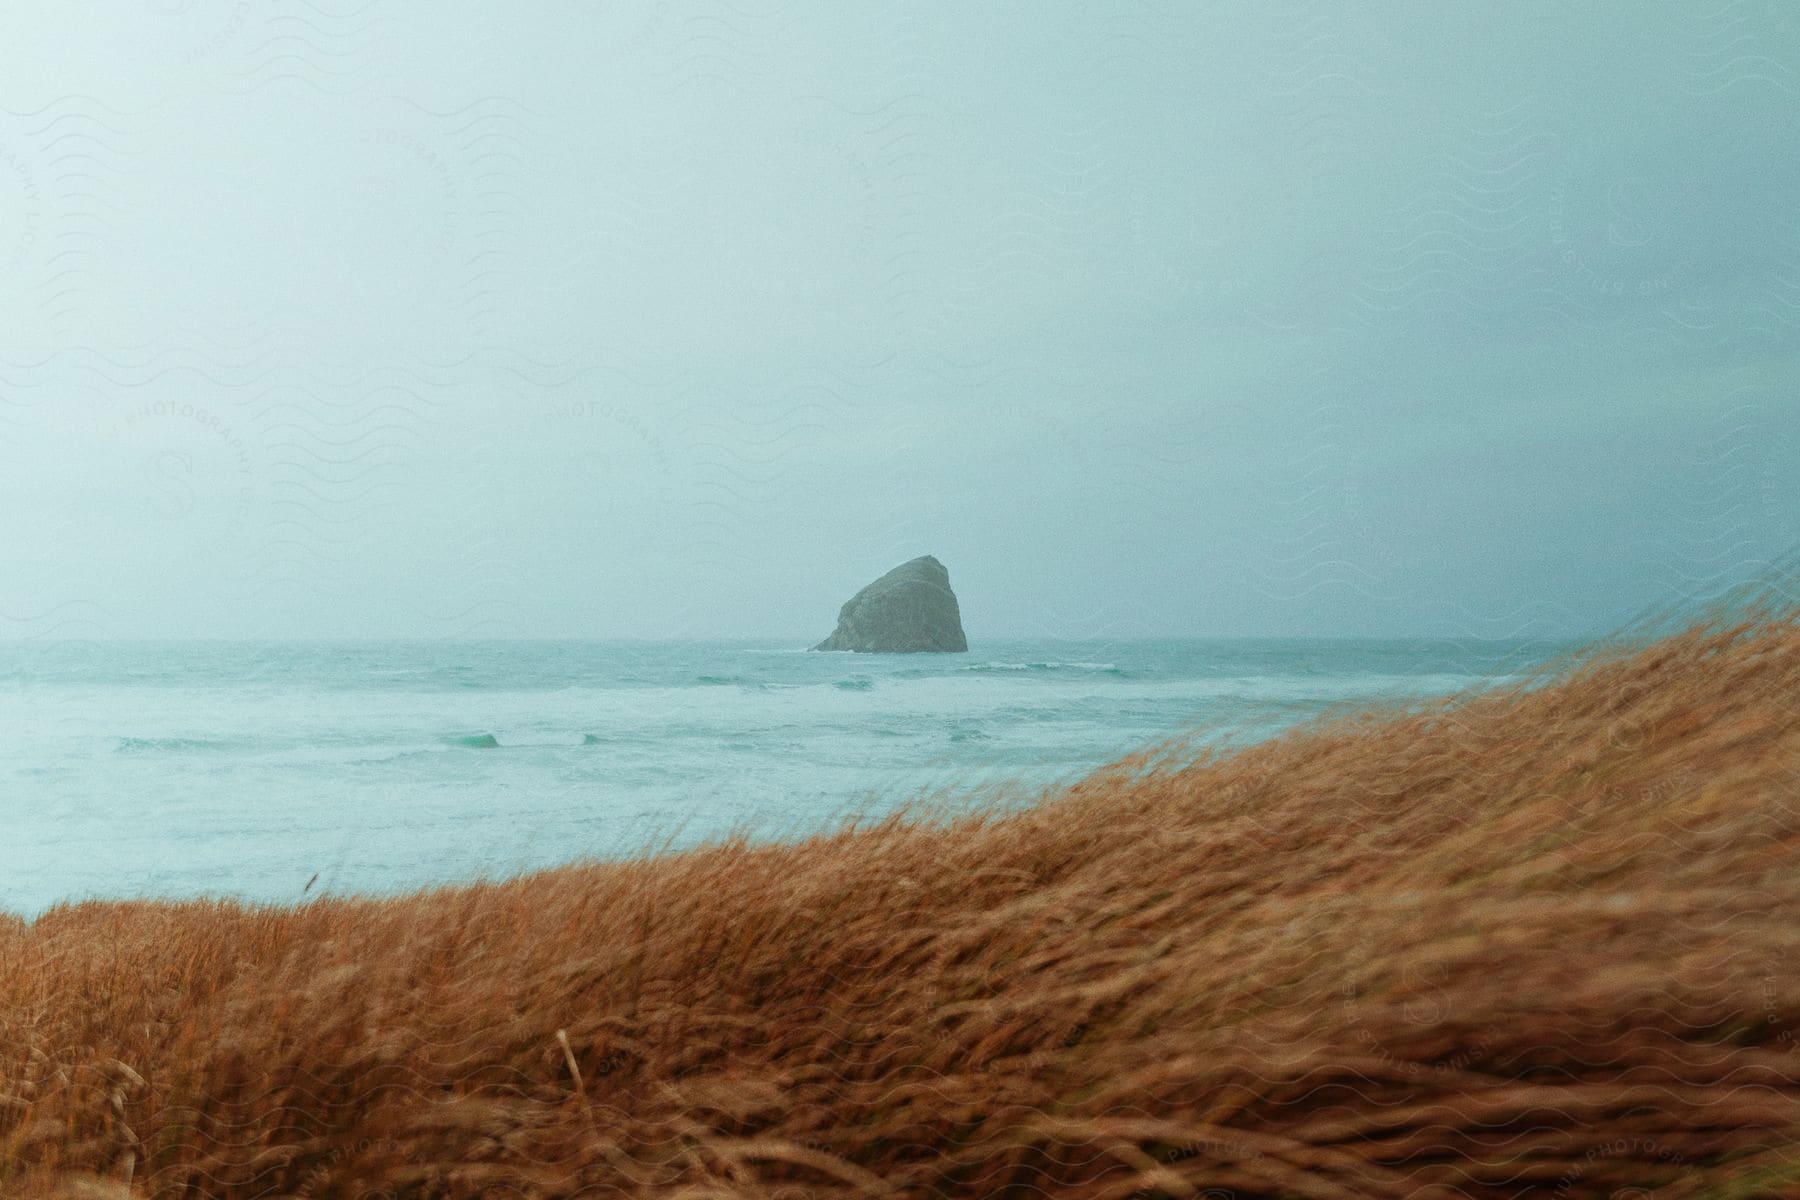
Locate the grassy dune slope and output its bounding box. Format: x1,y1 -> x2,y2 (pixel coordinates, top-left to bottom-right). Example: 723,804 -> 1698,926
4,613 -> 1799,1198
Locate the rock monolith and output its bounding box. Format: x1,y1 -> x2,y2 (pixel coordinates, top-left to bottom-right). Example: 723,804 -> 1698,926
812,555 -> 968,653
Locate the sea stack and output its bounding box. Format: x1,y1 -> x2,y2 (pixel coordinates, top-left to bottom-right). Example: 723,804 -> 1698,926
812,555 -> 968,653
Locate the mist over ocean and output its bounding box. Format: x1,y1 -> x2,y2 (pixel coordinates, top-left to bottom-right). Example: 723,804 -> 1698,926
4,6 -> 1796,928
0,637 -> 1563,916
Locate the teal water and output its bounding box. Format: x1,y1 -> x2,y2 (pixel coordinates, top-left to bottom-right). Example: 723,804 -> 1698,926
0,638 -> 1568,916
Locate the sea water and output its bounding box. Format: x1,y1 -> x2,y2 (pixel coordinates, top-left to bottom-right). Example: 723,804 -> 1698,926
0,638 -> 1569,916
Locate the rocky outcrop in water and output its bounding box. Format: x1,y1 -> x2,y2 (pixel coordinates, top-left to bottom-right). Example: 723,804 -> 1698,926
812,555 -> 968,653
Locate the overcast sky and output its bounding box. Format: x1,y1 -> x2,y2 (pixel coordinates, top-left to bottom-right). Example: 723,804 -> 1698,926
1,2 -> 1796,639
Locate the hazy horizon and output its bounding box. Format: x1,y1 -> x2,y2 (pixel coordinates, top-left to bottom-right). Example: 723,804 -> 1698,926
3,3 -> 1797,641
0,631 -> 1590,645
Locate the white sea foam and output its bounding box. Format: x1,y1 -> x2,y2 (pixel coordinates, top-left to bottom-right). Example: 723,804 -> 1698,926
0,637 -> 1559,916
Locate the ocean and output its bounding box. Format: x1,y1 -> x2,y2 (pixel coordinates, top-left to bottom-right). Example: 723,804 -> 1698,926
0,638 -> 1569,917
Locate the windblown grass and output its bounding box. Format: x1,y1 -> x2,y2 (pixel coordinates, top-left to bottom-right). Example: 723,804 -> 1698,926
3,609 -> 1799,1198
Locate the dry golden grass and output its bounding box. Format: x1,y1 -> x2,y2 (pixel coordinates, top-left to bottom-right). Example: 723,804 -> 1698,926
4,609 -> 1799,1198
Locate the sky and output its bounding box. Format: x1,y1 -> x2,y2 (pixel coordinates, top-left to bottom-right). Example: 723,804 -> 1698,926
1,1 -> 1797,640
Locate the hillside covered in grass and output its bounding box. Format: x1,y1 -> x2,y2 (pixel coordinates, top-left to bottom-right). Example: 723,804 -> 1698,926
4,610 -> 1799,1198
